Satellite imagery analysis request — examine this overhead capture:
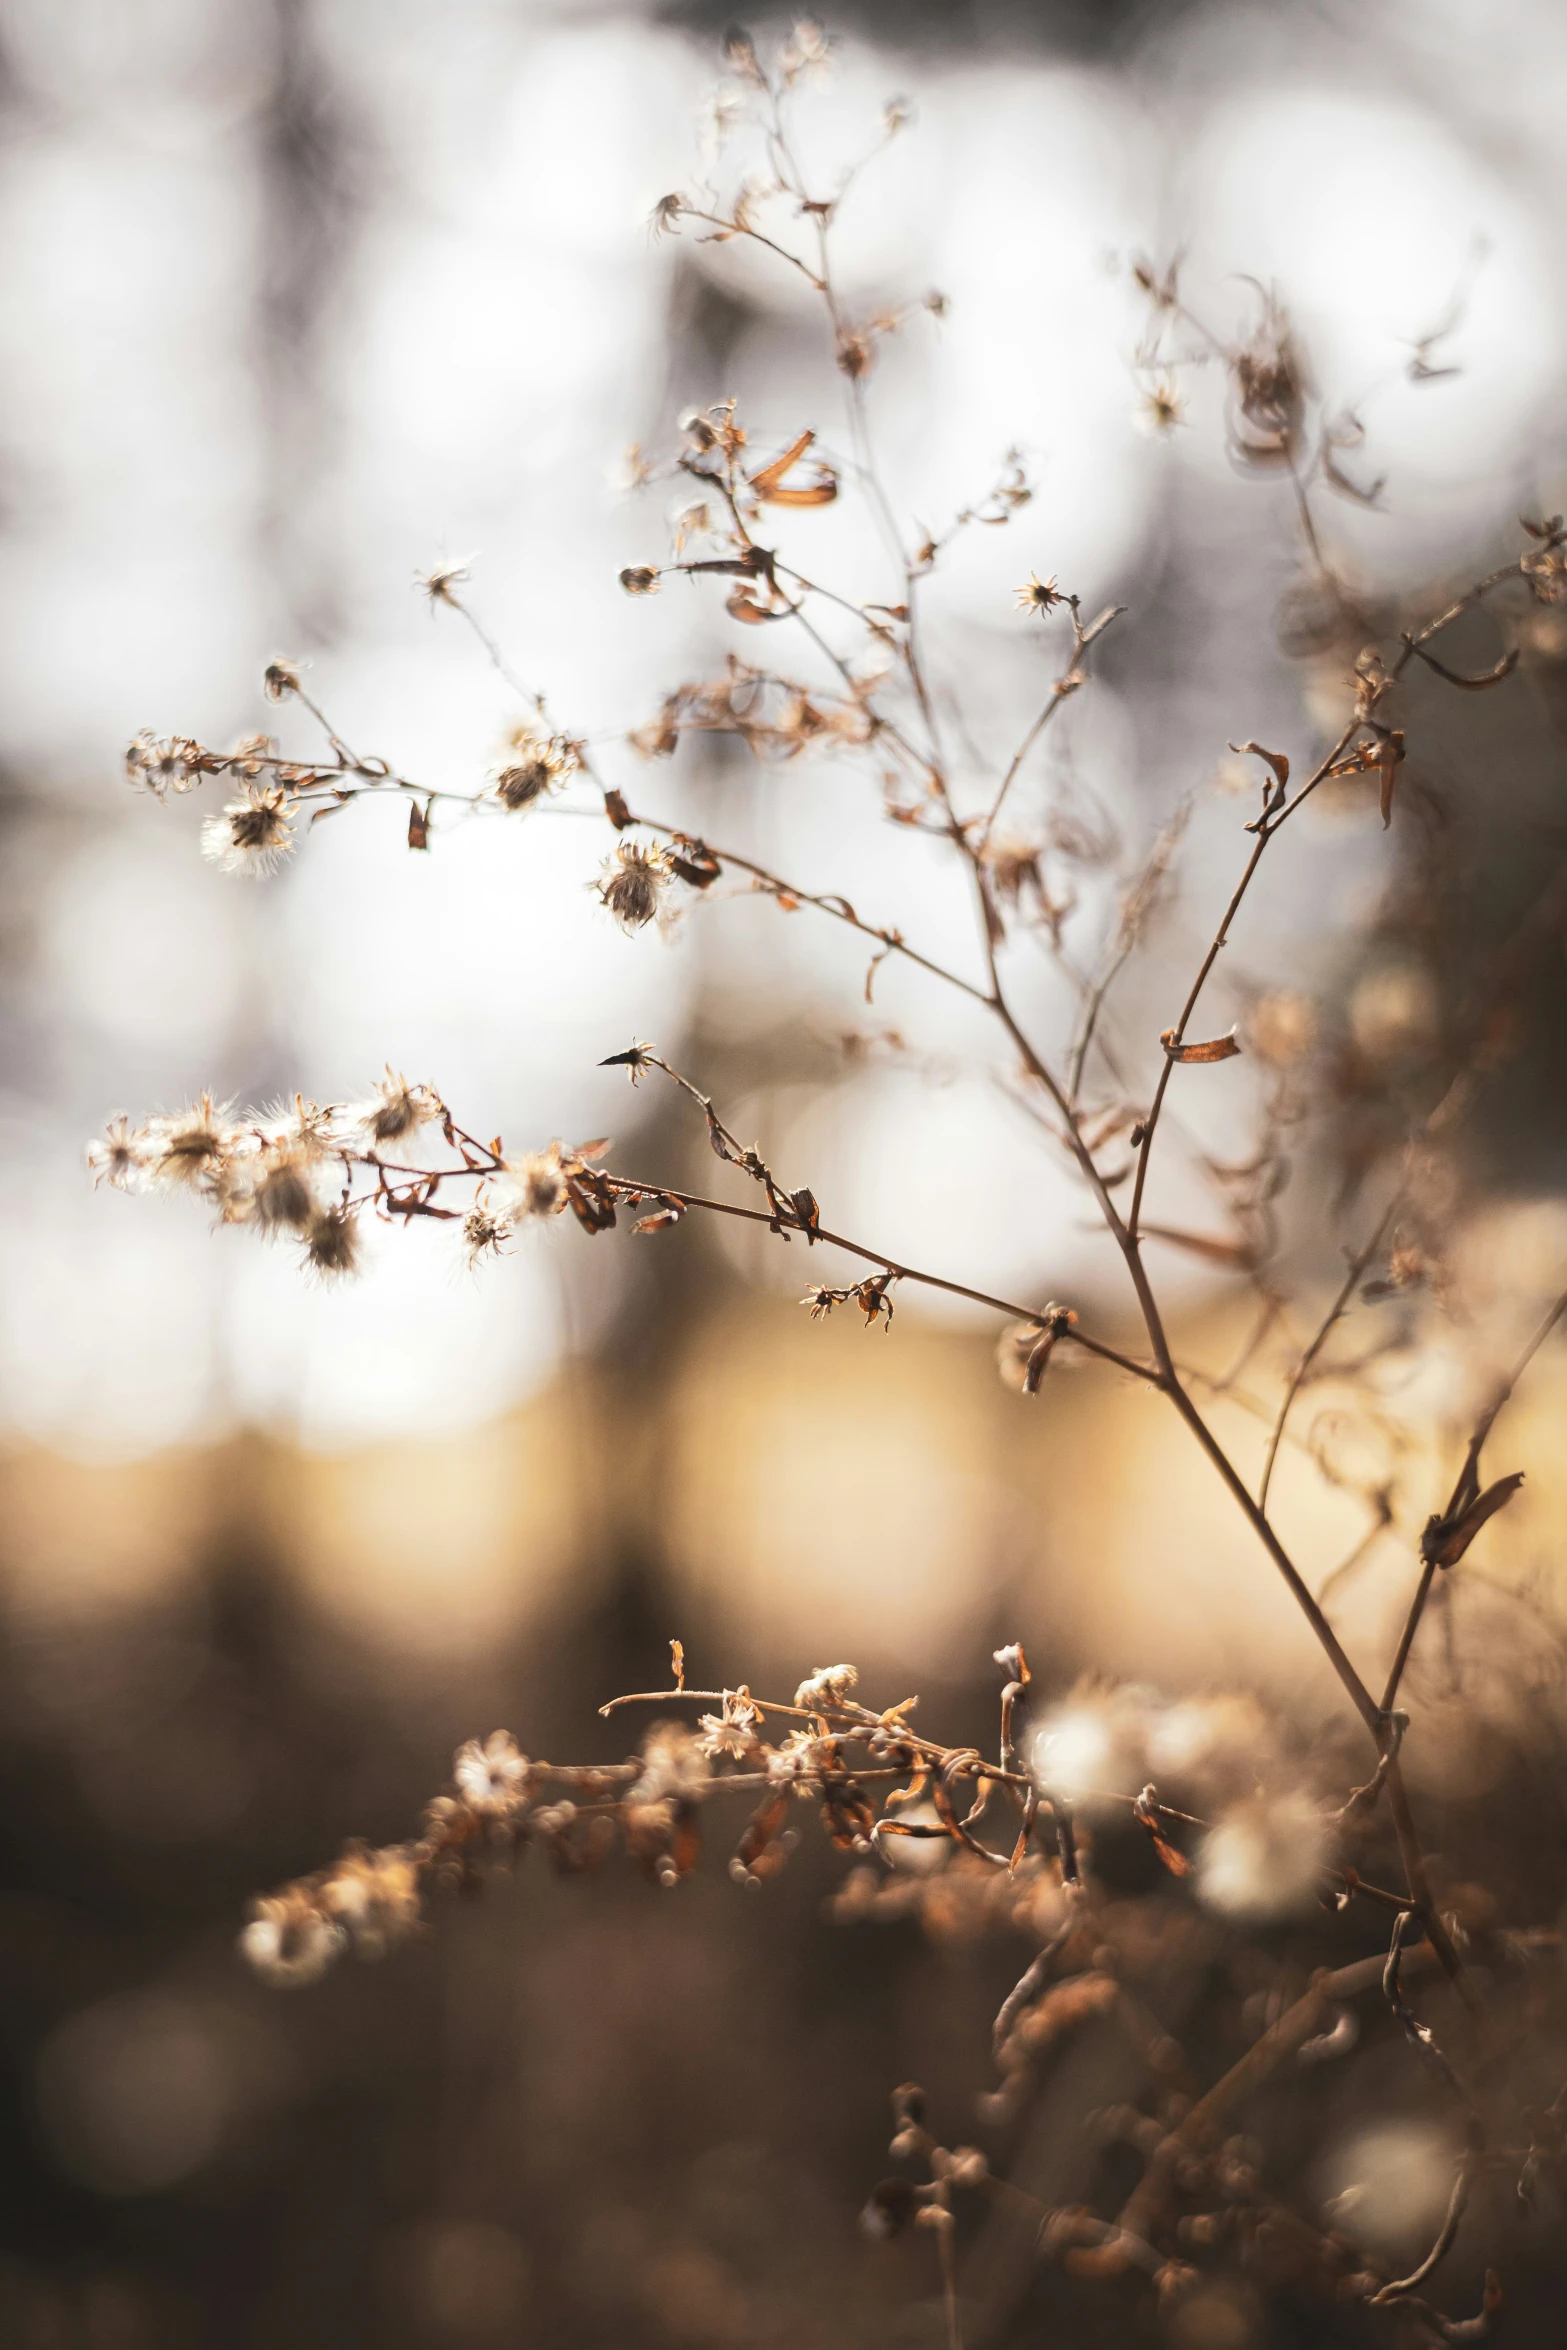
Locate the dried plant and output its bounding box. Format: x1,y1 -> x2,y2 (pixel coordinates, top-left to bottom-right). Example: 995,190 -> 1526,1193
89,23 -> 1567,2345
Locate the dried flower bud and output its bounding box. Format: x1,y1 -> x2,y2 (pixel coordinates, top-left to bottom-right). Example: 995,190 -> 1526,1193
619,565 -> 661,596
502,1146 -> 568,1222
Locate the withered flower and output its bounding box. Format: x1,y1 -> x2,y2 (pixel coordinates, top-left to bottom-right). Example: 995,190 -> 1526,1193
618,565 -> 661,596
262,658 -> 302,702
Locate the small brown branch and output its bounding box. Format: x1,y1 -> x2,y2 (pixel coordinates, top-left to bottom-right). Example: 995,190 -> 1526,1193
1258,1199 -> 1400,1511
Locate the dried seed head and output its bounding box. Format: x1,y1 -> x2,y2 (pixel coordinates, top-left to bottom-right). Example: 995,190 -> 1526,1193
1523,545 -> 1567,605
201,781 -> 296,877
619,565 -> 661,596
696,1688 -> 763,1760
320,1842 -> 422,1959
453,1730 -> 531,1816
722,26 -> 763,80
629,697 -> 681,759
419,559 -> 471,605
146,1096 -> 235,1189
125,731 -> 201,797
251,1141 -> 318,1233
649,191 -> 685,238
597,840 -> 672,932
359,1070 -> 441,1145
794,1662 -> 859,1712
836,328 -> 875,379
302,1203 -> 361,1280
631,1722 -> 710,1804
491,729 -> 577,812
1229,300 -> 1304,468
262,658 -> 302,702
1137,378 -> 1185,435
1196,1793 -> 1326,1921
503,1146 -> 568,1222
240,1889 -> 345,1988
462,1201 -> 513,1263
1014,571 -> 1063,616
86,1114 -> 150,1192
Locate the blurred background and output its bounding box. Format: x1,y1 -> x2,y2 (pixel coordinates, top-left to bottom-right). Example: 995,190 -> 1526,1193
5,0 -> 1567,2341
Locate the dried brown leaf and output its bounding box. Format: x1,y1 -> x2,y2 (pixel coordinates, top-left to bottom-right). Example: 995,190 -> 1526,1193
1161,1028 -> 1241,1064
1421,1471 -> 1525,1568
